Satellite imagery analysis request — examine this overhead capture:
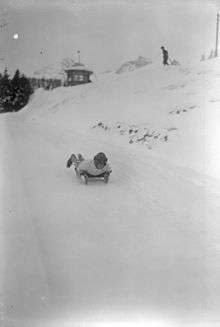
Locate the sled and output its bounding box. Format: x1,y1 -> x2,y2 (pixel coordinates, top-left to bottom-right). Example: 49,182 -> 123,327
79,171 -> 110,184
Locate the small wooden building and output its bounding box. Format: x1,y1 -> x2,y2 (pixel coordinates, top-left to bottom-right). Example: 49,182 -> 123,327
64,63 -> 93,86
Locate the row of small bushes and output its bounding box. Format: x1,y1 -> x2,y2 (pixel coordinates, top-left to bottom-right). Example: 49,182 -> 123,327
29,77 -> 62,90
0,69 -> 33,112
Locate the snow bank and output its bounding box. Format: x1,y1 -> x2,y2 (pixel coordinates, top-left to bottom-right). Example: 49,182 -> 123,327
19,57 -> 220,179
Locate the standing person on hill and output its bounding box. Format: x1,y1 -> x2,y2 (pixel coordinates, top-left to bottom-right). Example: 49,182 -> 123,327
161,46 -> 169,66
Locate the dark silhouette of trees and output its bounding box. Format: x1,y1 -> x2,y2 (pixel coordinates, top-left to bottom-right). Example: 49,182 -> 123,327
0,68 -> 13,112
0,69 -> 33,112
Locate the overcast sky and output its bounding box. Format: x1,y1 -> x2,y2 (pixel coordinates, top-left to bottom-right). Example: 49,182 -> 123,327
0,0 -> 220,75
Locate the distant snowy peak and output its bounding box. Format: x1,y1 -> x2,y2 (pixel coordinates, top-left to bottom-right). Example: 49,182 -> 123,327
116,56 -> 152,74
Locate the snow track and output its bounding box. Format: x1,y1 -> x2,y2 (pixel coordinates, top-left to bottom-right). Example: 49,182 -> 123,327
2,117 -> 220,326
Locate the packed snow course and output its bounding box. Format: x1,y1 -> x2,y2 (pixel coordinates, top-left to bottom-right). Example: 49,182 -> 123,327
1,60 -> 220,327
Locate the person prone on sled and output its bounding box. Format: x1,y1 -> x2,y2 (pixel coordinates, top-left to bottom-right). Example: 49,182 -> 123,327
67,152 -> 112,183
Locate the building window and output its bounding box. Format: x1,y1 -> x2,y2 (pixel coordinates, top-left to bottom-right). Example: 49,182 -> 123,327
73,74 -> 84,82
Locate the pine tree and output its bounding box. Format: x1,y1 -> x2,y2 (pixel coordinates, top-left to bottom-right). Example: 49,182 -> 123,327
10,69 -> 21,110
10,70 -> 33,111
0,68 -> 33,112
0,68 -> 13,112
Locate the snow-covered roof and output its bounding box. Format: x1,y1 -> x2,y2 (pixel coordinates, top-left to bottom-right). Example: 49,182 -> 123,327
65,62 -> 93,72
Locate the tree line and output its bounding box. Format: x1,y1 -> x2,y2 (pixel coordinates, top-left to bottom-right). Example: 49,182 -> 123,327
0,69 -> 62,113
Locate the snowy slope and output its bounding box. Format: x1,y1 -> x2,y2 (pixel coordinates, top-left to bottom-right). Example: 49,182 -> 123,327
1,58 -> 220,327
22,58 -> 220,178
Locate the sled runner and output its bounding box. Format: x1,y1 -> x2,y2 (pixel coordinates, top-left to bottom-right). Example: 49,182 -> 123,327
79,171 -> 110,184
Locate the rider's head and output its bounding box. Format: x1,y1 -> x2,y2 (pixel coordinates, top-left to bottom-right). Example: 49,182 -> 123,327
94,152 -> 108,169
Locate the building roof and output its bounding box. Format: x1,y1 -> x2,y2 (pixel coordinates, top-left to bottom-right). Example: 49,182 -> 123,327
65,62 -> 93,72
